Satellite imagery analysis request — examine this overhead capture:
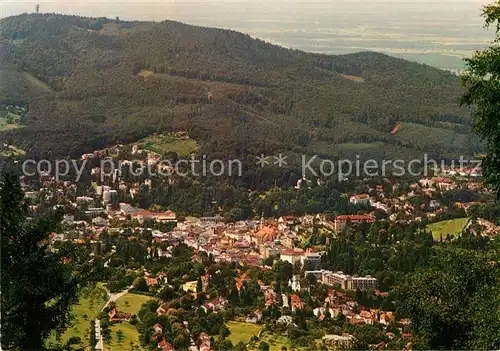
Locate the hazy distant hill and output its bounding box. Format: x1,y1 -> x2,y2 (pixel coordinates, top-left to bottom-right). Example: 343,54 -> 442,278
0,14 -> 482,160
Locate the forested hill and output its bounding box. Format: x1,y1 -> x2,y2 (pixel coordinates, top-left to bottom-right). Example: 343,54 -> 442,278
0,13 -> 481,160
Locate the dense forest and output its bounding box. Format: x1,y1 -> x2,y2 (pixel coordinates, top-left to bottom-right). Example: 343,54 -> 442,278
0,13 -> 482,162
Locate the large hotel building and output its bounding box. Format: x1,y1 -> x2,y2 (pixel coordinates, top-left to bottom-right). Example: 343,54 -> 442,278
321,270 -> 378,291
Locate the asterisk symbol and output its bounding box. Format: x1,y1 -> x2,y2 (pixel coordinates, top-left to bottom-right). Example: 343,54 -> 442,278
256,154 -> 270,168
274,154 -> 288,167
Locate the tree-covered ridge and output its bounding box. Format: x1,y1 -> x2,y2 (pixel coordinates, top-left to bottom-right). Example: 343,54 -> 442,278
0,13 -> 480,160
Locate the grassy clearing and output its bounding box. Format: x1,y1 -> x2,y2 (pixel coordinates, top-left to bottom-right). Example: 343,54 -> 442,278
0,66 -> 52,103
393,122 -> 469,152
258,331 -> 321,351
47,284 -> 107,348
341,74 -> 365,83
259,332 -> 294,351
22,72 -> 52,93
106,293 -> 150,350
427,217 -> 469,240
226,321 -> 317,351
336,142 -> 386,150
226,321 -> 262,345
115,293 -> 152,314
107,322 -> 143,351
138,70 -> 154,79
0,144 -> 26,157
139,132 -> 197,157
0,112 -> 23,131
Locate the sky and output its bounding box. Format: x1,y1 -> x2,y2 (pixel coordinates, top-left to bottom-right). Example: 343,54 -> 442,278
0,0 -> 494,69
1,0 -> 491,22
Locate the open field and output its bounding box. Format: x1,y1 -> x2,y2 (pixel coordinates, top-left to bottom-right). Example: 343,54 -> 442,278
138,133 -> 197,157
108,322 -> 143,351
226,321 -> 262,345
427,217 -> 469,240
226,321 -> 318,351
47,284 -> 107,348
48,289 -> 149,350
115,293 -> 153,314
259,332 -> 297,351
258,332 -> 321,351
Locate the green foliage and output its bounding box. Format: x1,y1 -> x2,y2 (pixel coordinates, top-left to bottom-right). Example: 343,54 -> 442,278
89,320 -> 97,350
462,1 -> 500,194
259,341 -> 270,351
218,339 -> 234,351
0,169 -> 79,350
115,329 -> 125,346
49,284 -> 107,348
133,277 -> 149,292
468,201 -> 500,225
325,221 -> 434,290
396,249 -> 500,349
139,133 -> 197,158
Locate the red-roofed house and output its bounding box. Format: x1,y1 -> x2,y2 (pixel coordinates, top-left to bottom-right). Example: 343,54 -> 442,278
290,294 -> 304,312
146,276 -> 158,286
251,226 -> 278,245
153,323 -> 163,334
157,340 -> 175,350
199,332 -> 210,351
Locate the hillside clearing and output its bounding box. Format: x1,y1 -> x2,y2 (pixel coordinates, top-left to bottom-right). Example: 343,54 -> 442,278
22,72 -> 52,92
427,217 -> 469,240
0,112 -> 24,131
0,144 -> 26,157
341,74 -> 365,83
139,133 -> 197,157
0,66 -> 52,103
393,122 -> 469,154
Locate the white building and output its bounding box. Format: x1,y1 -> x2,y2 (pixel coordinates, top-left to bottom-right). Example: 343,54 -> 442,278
280,249 -> 304,265
301,251 -> 326,265
289,275 -> 301,292
103,189 -> 118,205
322,334 -> 357,349
349,194 -> 371,206
282,293 -> 289,308
277,315 -> 295,326
322,271 -> 378,291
